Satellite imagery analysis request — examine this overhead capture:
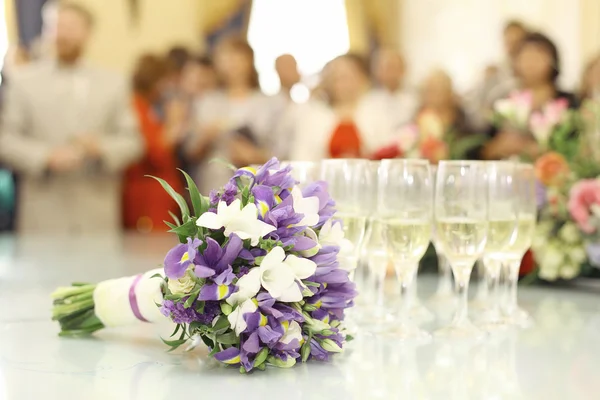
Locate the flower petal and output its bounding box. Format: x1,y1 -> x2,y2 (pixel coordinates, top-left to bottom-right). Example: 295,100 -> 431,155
227,268 -> 261,306
163,244 -> 189,279
214,347 -> 241,365
260,262 -> 296,299
285,254 -> 317,279
275,281 -> 304,302
196,212 -> 222,230
194,265 -> 216,278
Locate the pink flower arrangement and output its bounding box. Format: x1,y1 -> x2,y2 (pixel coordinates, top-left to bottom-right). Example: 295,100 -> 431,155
529,98 -> 569,146
494,91 -> 533,129
568,179 -> 600,234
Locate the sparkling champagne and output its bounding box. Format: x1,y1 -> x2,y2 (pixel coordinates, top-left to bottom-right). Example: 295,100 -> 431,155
382,218 -> 431,263
485,219 -> 518,255
504,214 -> 536,259
335,212 -> 367,250
435,218 -> 488,267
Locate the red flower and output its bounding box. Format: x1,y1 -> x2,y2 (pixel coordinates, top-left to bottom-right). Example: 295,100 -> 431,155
420,136 -> 449,164
371,144 -> 403,160
519,249 -> 536,277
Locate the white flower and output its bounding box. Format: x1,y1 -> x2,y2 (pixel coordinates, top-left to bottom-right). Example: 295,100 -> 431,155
228,247 -> 317,304
291,187 -> 320,227
539,266 -> 559,281
568,247 -> 587,264
196,199 -> 276,246
279,321 -> 303,345
228,298 -> 258,336
319,219 -> 354,255
167,272 -> 196,295
540,244 -> 564,272
226,268 -> 261,306
559,264 -> 579,280
320,339 -> 343,353
260,246 -> 317,302
591,204 -> 600,219
559,223 -> 581,244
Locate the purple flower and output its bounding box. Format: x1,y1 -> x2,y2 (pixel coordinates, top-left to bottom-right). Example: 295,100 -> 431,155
536,180 -> 547,209
197,266 -> 236,300
194,234 -> 243,277
160,299 -> 218,325
163,238 -> 202,279
309,338 -> 330,362
214,347 -> 241,365
209,189 -> 220,206
586,243 -> 600,268
255,158 -> 296,190
222,182 -> 238,205
302,181 -> 335,226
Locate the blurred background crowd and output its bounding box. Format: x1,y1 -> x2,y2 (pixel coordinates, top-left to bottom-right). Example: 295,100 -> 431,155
0,0 -> 598,235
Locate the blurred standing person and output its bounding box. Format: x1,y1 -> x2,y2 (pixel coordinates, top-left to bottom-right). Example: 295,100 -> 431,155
271,54 -> 301,159
580,54 -> 600,101
465,20 -> 528,130
124,55 -> 185,233
168,55 -> 218,174
365,49 -> 418,130
164,46 -> 191,97
0,2 -> 141,235
288,53 -> 393,161
185,36 -> 273,194
481,32 -> 578,160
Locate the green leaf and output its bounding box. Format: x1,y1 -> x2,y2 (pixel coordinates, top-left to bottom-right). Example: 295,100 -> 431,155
200,335 -> 215,349
169,219 -> 198,243
149,273 -> 163,280
241,185 -> 251,206
164,220 -> 178,231
147,175 -> 190,219
209,158 -> 237,172
195,301 -> 205,314
212,316 -> 230,333
168,211 -> 181,226
345,334 -> 354,341
184,289 -> 200,309
254,347 -> 269,367
216,332 -> 238,345
178,169 -> 207,217
162,339 -> 187,351
170,324 -> 181,338
303,281 -> 321,288
301,340 -> 311,362
220,302 -> 233,316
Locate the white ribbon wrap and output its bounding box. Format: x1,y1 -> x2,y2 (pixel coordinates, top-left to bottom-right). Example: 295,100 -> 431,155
93,268 -> 165,328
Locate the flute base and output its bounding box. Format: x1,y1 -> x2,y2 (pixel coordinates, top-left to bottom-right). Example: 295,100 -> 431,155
504,307 -> 534,329
434,319 -> 486,341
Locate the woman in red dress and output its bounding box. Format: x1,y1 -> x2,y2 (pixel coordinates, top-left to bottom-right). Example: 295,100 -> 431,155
123,54 -> 185,233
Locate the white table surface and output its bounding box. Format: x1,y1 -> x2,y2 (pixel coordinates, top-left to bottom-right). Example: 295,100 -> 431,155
1,234 -> 599,400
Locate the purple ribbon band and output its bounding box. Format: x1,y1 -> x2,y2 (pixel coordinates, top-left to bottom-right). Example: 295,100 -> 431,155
129,274 -> 149,322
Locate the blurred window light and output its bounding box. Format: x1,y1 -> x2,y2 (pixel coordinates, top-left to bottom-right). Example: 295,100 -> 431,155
247,0 -> 350,96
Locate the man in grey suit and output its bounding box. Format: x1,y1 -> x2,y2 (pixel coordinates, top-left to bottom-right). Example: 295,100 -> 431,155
0,2 -> 142,235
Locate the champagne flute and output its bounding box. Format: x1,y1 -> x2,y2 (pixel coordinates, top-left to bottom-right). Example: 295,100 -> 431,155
501,163 -> 536,328
281,161 -> 320,187
428,165 -> 455,309
478,161 -> 518,331
320,159 -> 369,282
434,161 -> 488,339
378,159 -> 432,341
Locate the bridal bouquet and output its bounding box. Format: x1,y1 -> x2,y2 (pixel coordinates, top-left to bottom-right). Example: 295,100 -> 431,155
527,121 -> 600,281
371,110 -> 484,163
492,90 -> 577,151
52,158 -> 357,372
